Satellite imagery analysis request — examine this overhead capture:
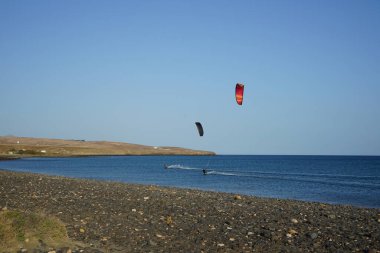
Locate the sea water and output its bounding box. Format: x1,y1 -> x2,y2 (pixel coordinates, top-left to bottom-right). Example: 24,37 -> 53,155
1,155 -> 379,208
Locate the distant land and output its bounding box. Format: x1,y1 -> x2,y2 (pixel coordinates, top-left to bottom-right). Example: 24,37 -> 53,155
0,136 -> 215,158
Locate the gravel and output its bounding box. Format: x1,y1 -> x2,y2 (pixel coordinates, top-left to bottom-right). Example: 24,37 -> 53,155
1,170 -> 379,252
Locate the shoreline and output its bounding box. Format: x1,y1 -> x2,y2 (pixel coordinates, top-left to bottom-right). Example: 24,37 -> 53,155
1,158 -> 378,210
0,167 -> 377,209
3,167 -> 377,210
0,170 -> 379,252
0,156 -> 20,161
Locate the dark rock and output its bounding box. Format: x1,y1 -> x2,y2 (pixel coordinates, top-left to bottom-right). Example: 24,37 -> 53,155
308,232 -> 318,239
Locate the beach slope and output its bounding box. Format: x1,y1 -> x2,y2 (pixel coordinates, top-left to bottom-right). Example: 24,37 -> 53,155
0,170 -> 379,252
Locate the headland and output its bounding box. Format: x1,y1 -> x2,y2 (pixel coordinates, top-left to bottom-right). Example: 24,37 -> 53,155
0,136 -> 215,159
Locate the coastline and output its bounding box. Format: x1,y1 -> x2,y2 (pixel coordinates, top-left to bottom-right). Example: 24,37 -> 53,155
0,170 -> 379,252
0,156 -> 20,161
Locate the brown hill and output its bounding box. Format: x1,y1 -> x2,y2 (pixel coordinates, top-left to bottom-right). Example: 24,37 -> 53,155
0,136 -> 215,158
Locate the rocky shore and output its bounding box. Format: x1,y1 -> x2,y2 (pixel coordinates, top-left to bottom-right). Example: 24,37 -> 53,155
0,170 -> 379,252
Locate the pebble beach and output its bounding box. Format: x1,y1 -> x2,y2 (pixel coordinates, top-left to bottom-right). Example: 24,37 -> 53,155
0,169 -> 379,252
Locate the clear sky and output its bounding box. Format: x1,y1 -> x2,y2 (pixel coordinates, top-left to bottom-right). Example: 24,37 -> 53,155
1,1 -> 379,155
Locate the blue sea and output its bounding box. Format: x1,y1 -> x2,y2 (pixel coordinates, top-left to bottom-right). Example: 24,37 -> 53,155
1,155 -> 379,208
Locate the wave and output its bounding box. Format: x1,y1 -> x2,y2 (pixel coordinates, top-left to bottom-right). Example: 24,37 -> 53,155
165,164 -> 201,170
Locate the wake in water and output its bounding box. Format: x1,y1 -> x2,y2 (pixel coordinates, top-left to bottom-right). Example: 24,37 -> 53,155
204,170 -> 236,176
164,164 -> 239,176
164,164 -> 380,189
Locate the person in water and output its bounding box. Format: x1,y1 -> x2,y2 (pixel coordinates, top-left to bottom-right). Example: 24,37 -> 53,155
203,169 -> 207,175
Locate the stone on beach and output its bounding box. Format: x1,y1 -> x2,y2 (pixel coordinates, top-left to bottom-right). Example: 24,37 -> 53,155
234,195 -> 242,200
291,218 -> 298,224
309,232 -> 318,239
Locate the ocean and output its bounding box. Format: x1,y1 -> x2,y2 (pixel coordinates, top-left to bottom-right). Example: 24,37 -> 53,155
1,155 -> 379,208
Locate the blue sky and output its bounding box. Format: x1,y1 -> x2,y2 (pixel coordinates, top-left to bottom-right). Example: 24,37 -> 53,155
1,1 -> 379,155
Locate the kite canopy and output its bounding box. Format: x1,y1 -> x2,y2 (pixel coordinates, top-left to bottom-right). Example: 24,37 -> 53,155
235,83 -> 244,105
195,122 -> 204,136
